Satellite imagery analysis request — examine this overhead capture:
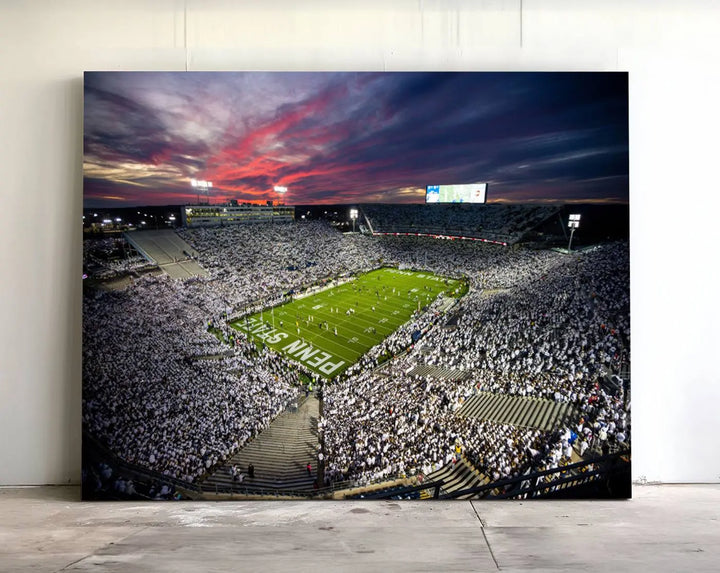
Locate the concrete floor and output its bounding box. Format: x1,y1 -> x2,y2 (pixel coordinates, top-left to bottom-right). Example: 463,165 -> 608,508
1,485 -> 718,572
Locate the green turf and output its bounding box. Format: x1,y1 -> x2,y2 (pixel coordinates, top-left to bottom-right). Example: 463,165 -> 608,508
229,267 -> 459,379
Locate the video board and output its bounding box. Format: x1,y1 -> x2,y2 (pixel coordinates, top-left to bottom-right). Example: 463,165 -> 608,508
426,183 -> 488,204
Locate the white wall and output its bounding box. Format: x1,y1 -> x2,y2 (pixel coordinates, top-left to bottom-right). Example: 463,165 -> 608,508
0,0 -> 717,485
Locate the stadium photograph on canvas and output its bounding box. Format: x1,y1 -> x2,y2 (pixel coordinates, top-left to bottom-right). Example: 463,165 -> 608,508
82,72 -> 630,500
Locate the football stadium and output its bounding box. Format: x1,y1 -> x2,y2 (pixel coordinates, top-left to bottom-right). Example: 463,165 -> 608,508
82,202 -> 630,500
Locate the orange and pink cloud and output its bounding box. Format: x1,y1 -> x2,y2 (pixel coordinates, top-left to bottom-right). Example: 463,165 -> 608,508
84,72 -> 628,207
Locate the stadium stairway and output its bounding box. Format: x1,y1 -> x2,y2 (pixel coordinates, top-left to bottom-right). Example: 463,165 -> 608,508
123,230 -> 207,279
201,395 -> 319,493
421,459 -> 487,499
458,392 -> 577,431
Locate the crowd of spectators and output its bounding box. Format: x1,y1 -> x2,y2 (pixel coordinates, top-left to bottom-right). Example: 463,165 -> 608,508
418,243 -> 629,397
362,203 -> 560,244
320,360 -> 559,485
83,276 -> 299,483
83,218 -> 629,490
176,221 -> 380,311
321,240 -> 629,485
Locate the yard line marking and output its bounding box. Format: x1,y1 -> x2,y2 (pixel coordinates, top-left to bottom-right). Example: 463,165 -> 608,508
230,267 -> 454,377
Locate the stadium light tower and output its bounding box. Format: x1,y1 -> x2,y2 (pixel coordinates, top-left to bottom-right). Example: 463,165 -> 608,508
350,208 -> 358,233
567,214 -> 581,252
191,179 -> 213,204
274,185 -> 287,205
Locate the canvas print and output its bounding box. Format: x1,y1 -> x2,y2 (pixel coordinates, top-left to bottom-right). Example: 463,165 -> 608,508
82,72 -> 630,500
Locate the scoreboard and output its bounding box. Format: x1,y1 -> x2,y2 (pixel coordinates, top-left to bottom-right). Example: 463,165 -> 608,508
426,183 -> 488,204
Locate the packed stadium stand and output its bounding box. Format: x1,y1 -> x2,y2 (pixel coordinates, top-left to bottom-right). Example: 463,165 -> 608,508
83,211 -> 629,499
360,203 -> 561,244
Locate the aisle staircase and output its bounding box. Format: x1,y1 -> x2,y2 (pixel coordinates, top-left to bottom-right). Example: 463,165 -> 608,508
458,392 -> 576,431
421,459 -> 487,499
202,395 -> 319,493
124,229 -> 207,279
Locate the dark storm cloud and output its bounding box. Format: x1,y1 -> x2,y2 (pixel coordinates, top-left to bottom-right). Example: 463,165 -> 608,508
84,85 -> 168,162
280,73 -> 628,201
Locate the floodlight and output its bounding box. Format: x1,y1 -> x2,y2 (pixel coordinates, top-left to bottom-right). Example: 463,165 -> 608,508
115,217 -> 122,222
274,185 -> 287,193
191,179 -> 212,204
349,208 -> 359,232
192,179 -> 212,188
567,214 -> 581,252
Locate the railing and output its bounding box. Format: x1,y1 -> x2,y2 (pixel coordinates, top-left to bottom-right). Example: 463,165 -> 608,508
202,468 -> 435,499
372,229 -> 514,246
83,430 -> 202,496
441,451 -> 630,499
346,481 -> 443,500
202,478 -> 356,499
364,451 -> 629,500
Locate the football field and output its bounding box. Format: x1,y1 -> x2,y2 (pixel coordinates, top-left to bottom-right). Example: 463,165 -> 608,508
229,267 -> 460,379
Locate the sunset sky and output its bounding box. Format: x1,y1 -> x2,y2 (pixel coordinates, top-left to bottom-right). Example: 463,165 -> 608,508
83,72 -> 628,207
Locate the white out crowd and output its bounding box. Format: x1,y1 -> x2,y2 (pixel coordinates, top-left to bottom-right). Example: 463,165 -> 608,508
84,218 -> 629,488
